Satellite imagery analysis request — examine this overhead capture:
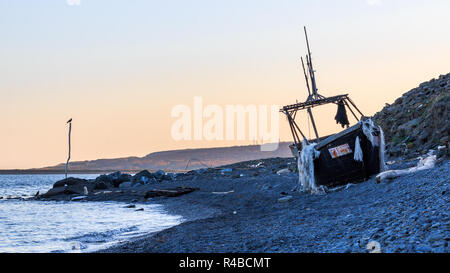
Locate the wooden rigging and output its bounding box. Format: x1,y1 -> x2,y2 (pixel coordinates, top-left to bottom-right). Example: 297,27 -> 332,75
280,27 -> 364,149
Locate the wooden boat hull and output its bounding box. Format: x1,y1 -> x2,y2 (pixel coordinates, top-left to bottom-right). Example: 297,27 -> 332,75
290,121 -> 383,187
314,128 -> 381,187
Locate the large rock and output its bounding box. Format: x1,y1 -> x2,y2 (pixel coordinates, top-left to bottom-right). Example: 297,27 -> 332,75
94,181 -> 109,190
108,171 -> 121,180
113,173 -> 132,187
46,177 -> 99,198
42,185 -> 83,197
154,170 -> 165,180
53,177 -> 88,188
119,182 -> 132,189
95,174 -> 113,185
133,170 -> 154,184
96,172 -> 132,187
163,173 -> 175,181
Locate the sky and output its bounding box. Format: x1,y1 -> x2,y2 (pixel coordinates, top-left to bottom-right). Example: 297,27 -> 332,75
1,0 -> 449,169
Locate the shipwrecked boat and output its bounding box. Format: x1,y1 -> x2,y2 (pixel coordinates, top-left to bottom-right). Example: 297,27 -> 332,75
281,27 -> 385,192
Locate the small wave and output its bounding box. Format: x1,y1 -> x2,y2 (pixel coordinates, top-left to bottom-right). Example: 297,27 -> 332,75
63,225 -> 139,244
0,174 -> 184,253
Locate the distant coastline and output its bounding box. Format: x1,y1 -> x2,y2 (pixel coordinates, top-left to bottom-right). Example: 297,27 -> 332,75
1,143 -> 292,175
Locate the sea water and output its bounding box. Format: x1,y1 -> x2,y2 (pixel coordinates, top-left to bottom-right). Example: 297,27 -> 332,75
0,174 -> 183,253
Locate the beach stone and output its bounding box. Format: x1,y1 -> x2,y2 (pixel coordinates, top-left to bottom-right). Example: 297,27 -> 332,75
133,170 -> 154,184
416,245 -> 433,253
278,195 -> 293,203
140,177 -> 158,184
287,162 -> 298,172
154,170 -> 165,180
164,173 -> 175,181
427,233 -> 444,243
71,196 -> 87,201
95,175 -> 113,185
366,241 -> 382,253
220,168 -> 233,175
276,168 -> 290,175
94,181 -> 109,190
118,173 -> 132,181
112,174 -> 132,187
119,182 -> 132,189
195,168 -> 208,175
344,247 -> 353,253
108,171 -> 121,180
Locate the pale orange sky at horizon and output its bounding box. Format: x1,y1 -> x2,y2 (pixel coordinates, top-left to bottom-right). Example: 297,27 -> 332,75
1,0 -> 449,169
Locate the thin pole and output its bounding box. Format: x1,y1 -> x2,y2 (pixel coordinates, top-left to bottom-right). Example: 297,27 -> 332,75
304,27 -> 318,99
346,97 -> 364,117
342,99 -> 359,122
307,108 -> 320,141
301,57 -> 311,98
65,120 -> 72,179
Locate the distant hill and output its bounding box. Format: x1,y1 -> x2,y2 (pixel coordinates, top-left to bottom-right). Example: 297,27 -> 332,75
21,142 -> 293,173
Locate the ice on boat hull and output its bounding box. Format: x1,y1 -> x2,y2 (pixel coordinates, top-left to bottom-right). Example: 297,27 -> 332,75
290,118 -> 385,189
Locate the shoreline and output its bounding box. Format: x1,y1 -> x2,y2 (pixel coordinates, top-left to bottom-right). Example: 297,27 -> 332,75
92,157 -> 449,253
89,198 -> 223,253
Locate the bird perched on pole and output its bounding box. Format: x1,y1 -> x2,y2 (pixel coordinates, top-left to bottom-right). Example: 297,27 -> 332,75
65,118 -> 72,179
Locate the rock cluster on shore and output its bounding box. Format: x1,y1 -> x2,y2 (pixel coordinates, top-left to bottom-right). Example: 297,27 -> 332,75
39,169 -> 175,199
373,73 -> 449,158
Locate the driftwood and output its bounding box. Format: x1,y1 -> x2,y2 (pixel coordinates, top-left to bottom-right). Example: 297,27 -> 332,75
375,155 -> 436,183
144,187 -> 198,198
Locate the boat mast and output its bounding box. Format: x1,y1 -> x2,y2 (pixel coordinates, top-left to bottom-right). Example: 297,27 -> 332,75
304,26 -> 319,100
281,27 -> 366,149
303,26 -> 320,141
301,57 -> 311,98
